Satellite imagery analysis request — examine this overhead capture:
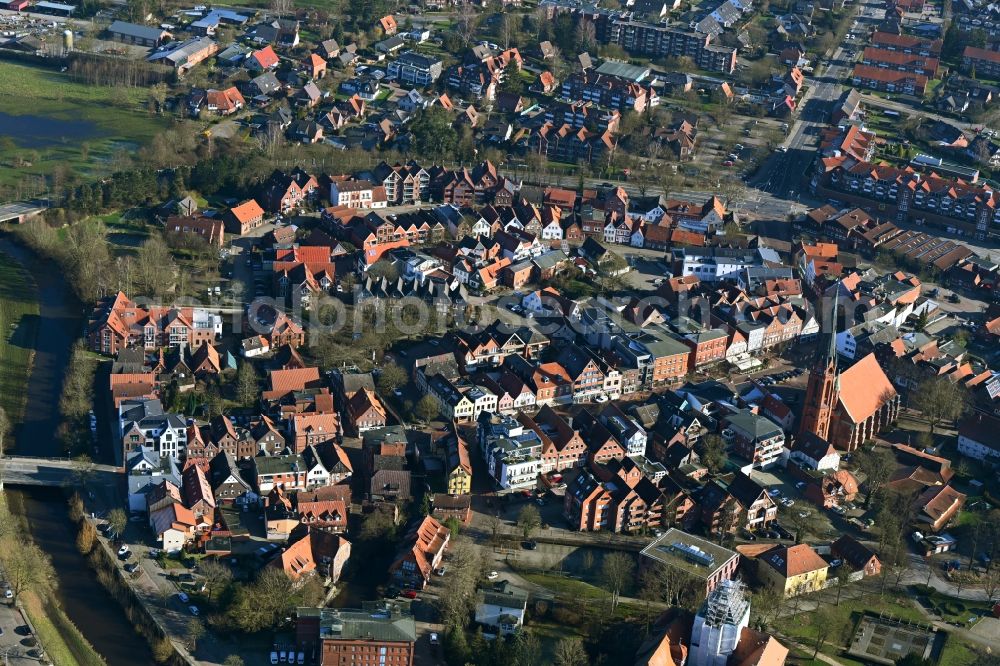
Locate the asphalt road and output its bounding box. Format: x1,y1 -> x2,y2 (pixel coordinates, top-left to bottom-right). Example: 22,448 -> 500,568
0,601 -> 41,666
750,0 -> 892,202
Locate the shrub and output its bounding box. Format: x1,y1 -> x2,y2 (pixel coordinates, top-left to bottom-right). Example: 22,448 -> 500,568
552,607 -> 583,626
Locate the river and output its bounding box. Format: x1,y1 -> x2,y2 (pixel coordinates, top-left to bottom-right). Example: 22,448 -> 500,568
0,236 -> 156,665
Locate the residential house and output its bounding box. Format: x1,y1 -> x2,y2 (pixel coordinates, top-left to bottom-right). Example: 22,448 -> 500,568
831,534 -> 881,578
475,581 -> 528,636
756,543 -> 829,597
149,503 -> 198,554
226,198 -> 266,234
915,484 -> 965,532
723,410 -> 784,470
390,516 -> 450,589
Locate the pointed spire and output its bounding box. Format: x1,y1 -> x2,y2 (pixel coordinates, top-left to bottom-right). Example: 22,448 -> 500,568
828,282 -> 839,369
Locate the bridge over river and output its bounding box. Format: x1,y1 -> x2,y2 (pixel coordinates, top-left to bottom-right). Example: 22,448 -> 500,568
0,456 -> 120,489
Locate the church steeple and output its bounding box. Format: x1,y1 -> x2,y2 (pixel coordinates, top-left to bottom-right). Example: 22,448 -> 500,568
798,286 -> 840,441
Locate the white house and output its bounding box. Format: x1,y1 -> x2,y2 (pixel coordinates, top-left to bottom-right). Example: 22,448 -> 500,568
126,447 -> 181,513
957,412 -> 1000,461
467,385 -> 499,420
789,432 -> 841,471
601,406 -> 647,456
302,444 -> 333,488
475,581 -> 529,637
329,179 -> 386,209
673,247 -> 770,282
149,504 -> 197,554
541,217 -> 563,240
119,399 -> 188,461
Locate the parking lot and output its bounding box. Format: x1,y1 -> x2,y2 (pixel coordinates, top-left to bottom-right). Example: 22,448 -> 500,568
0,591 -> 42,666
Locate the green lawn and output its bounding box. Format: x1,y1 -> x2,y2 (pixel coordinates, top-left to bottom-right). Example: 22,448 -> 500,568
778,589 -> 984,666
912,586 -> 992,624
778,592 -> 926,644
0,62 -> 170,189
520,573 -> 609,600
0,251 -> 39,425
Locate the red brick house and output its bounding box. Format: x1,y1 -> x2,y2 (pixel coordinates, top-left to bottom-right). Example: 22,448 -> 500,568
226,199 -> 266,234
529,406 -> 588,473
502,262 -> 534,289
302,53 -> 327,79
346,388 -> 388,434
166,215 -> 225,249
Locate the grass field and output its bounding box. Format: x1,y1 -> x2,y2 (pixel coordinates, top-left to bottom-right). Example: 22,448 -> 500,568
777,589 -> 982,666
0,250 -> 40,425
0,62 -> 169,189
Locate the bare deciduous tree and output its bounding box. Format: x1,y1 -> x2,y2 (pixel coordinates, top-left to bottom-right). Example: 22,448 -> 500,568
601,552 -> 635,613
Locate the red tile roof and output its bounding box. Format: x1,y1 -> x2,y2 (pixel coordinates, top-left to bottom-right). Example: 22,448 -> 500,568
251,45 -> 279,69
230,199 -> 264,224
837,353 -> 896,424
964,46 -> 1000,64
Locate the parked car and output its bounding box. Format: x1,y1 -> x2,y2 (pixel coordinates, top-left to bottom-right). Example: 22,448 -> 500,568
435,567 -> 447,576
402,590 -> 418,599
522,541 -> 537,550
124,563 -> 139,574
117,545 -> 130,557
188,606 -> 200,616
270,652 -> 279,665
487,571 -> 499,580
177,592 -> 190,603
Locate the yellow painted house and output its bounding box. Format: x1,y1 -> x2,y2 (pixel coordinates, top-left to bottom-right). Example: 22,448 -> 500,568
757,544 -> 829,597
447,434 -> 473,496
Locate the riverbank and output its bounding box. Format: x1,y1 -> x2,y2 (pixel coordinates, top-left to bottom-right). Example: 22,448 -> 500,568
0,236 -> 160,665
0,250 -> 39,424
1,491 -> 107,666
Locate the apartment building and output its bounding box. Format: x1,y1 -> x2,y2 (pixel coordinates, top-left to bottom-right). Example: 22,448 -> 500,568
851,64 -> 928,96
962,46 -> 1000,79
477,411 -> 545,490
597,15 -> 737,73
387,50 -> 443,86
88,291 -> 222,355
870,31 -> 941,57
561,70 -> 656,113
723,409 -> 785,470
821,161 -> 1000,239
861,46 -> 939,77
528,123 -> 617,164
564,457 -> 666,533
329,180 -> 388,209
372,162 -> 430,205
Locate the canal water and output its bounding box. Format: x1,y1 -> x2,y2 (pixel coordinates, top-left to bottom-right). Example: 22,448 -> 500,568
1,237 -> 155,665
8,488 -> 157,666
